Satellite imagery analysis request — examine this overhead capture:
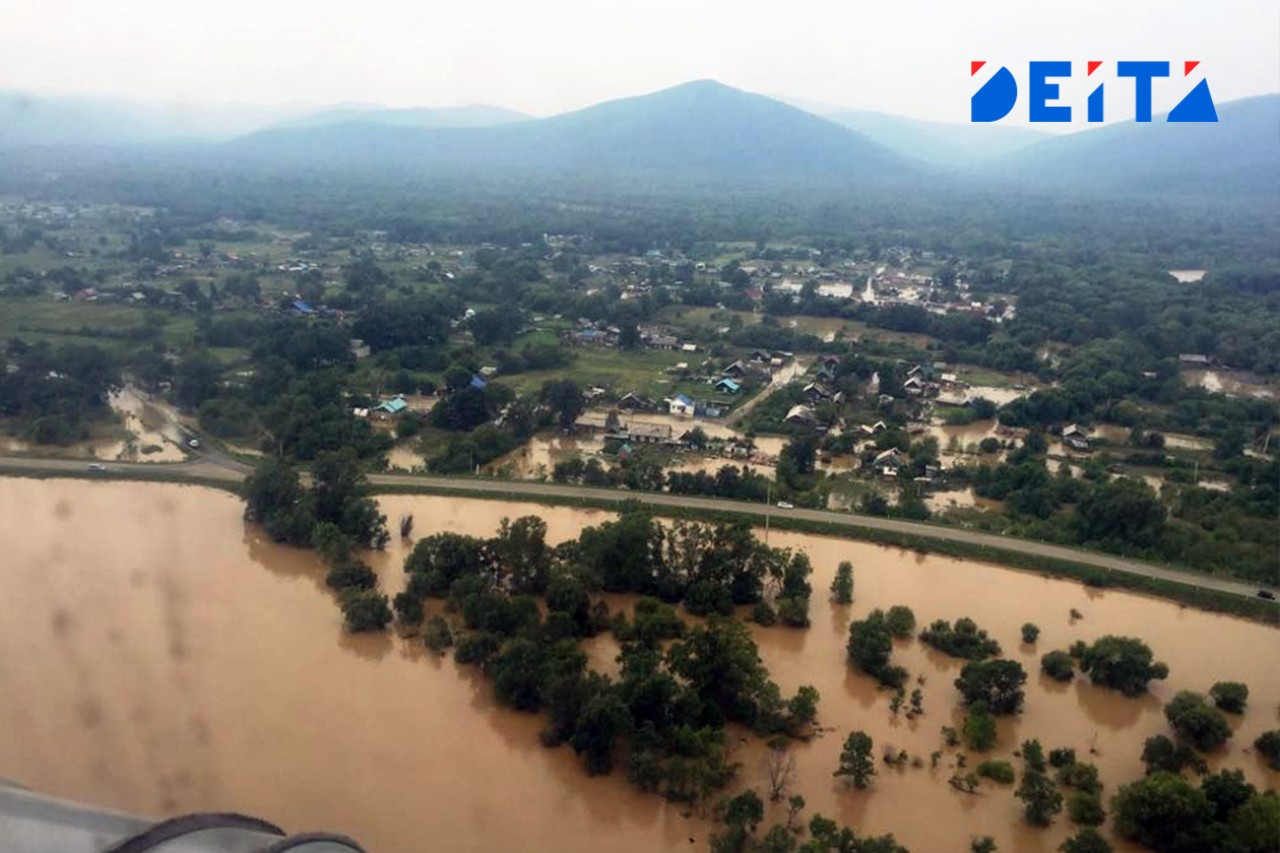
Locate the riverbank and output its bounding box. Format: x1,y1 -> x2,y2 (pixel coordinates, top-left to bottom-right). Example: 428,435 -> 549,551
0,459 -> 1275,623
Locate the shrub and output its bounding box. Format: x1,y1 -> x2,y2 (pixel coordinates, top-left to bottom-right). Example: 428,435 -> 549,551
976,760 -> 1015,784
1041,651 -> 1075,681
1021,623 -> 1040,644
1208,681 -> 1249,714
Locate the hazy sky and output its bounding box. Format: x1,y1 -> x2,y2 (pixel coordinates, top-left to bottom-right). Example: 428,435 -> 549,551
1,0 -> 1276,127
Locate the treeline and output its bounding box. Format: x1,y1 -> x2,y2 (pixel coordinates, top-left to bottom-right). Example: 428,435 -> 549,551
0,340 -> 120,443
385,505 -> 819,802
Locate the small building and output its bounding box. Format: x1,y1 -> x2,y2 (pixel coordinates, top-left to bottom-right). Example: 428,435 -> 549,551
1178,354 -> 1211,366
722,360 -> 750,379
714,378 -> 742,395
374,396 -> 409,418
1064,435 -> 1091,452
785,404 -> 817,426
618,392 -> 653,411
479,366 -> 499,378
469,375 -> 488,390
349,338 -> 372,360
872,448 -> 904,476
681,343 -> 698,353
669,394 -> 695,416
629,422 -> 673,444
291,299 -> 315,316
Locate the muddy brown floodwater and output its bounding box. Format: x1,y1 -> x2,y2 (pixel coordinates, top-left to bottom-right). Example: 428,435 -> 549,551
0,479 -> 1275,853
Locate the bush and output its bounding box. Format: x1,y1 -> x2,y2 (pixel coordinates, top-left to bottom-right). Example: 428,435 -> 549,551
1067,791 -> 1106,826
1254,730 -> 1280,770
976,760 -> 1015,784
1059,827 -> 1112,853
423,615 -> 454,652
1164,691 -> 1232,752
1049,747 -> 1076,769
1041,651 -> 1075,682
1021,623 -> 1040,644
393,590 -> 425,625
1208,681 -> 1249,714
339,589 -> 392,632
885,605 -> 916,638
1078,636 -> 1168,696
326,560 -> 377,590
751,601 -> 777,626
963,703 -> 998,751
919,617 -> 1001,660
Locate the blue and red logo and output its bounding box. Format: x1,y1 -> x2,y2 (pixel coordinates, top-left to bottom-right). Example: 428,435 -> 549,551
971,61 -> 1218,123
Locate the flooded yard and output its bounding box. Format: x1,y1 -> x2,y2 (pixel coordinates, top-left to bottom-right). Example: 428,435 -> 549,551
0,479 -> 1275,852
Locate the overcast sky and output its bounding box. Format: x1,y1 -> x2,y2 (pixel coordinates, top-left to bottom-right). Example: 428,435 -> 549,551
1,0 -> 1276,128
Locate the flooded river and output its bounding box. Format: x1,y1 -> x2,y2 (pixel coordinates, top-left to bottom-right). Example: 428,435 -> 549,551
0,479 -> 1275,852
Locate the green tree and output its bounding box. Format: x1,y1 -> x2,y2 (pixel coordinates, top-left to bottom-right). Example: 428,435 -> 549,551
830,560 -> 853,604
834,730 -> 876,788
1164,691 -> 1232,752
1141,734 -> 1207,776
1021,623 -> 1040,644
963,702 -> 998,751
540,378 -> 584,429
1076,477 -> 1165,550
1016,769 -> 1064,826
1041,650 -> 1075,682
1208,681 -> 1249,714
1253,730 -> 1280,770
339,589 -> 392,632
955,659 -> 1027,715
1112,772 -> 1213,852
885,605 -> 916,638
1059,827 -> 1112,853
1078,636 -> 1168,696
1067,791 -> 1106,826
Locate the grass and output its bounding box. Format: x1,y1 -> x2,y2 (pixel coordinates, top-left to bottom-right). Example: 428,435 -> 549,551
0,295 -> 205,352
499,347 -> 693,397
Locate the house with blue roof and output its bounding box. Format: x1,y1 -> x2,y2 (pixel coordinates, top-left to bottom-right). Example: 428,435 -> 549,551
669,394 -> 695,416
291,299 -> 315,315
469,375 -> 488,390
374,395 -> 409,418
714,378 -> 741,394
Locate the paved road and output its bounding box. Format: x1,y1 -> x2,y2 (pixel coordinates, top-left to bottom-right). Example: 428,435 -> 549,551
1,452 -> 1273,602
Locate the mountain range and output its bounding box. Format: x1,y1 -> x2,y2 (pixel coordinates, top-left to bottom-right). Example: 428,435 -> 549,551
1,80 -> 1276,199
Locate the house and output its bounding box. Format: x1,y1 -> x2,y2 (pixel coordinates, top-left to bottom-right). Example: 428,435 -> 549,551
669,394 -> 696,416
867,371 -> 882,395
1061,424 -> 1090,451
628,422 -> 673,444
349,338 -> 371,360
291,299 -> 315,316
469,375 -> 488,390
1064,434 -> 1091,452
749,349 -> 772,364
479,366 -> 499,378
804,382 -> 833,403
872,448 -> 904,476
618,392 -> 653,411
818,355 -> 841,370
785,404 -> 818,426
722,360 -> 750,379
374,396 -> 409,418
681,343 -> 698,353
714,378 -> 742,394
903,376 -> 926,396
1178,354 -> 1211,366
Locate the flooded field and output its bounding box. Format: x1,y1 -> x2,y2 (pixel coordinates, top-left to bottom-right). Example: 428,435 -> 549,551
1,386 -> 188,463
1182,368 -> 1279,401
0,479 -> 1275,852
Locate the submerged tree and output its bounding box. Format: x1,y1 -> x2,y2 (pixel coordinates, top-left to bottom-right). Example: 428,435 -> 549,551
834,731 -> 876,789
830,560 -> 854,604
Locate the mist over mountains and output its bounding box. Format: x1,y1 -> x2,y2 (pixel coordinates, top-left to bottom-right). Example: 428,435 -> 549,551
1,80 -> 1276,202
